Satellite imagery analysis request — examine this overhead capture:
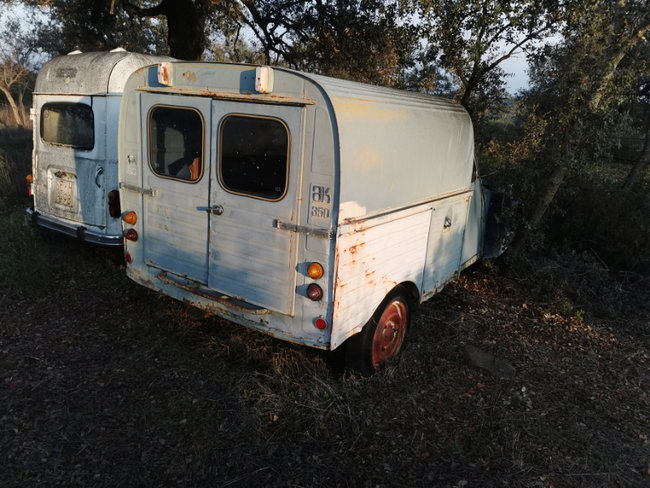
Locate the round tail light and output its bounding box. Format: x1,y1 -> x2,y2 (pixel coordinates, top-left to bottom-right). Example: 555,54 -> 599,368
125,228 -> 138,241
306,284 -> 323,301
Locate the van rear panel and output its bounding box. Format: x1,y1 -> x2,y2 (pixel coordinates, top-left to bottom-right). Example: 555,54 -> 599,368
30,94 -> 119,243
119,65 -> 336,348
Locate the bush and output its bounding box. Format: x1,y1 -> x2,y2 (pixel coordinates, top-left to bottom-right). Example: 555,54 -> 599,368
548,169 -> 650,273
0,127 -> 32,210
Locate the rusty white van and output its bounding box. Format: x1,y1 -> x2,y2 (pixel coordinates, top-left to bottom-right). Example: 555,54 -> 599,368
118,62 -> 492,373
27,49 -> 170,245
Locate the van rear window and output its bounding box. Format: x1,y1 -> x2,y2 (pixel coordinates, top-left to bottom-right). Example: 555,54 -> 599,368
41,103 -> 94,150
219,115 -> 289,200
149,106 -> 203,182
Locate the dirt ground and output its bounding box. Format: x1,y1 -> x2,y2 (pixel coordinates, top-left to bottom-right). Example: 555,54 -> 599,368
1,206 -> 649,487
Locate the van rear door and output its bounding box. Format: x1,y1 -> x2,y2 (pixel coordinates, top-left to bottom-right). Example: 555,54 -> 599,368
139,95 -> 211,283
35,96 -> 106,228
207,102 -> 304,315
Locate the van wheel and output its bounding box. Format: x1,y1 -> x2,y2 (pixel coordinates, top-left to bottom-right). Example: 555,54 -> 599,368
345,289 -> 409,375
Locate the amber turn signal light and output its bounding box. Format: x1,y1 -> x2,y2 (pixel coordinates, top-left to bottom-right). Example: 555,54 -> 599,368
307,262 -> 324,279
123,211 -> 137,225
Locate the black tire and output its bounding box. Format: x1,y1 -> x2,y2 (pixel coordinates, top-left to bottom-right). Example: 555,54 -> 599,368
344,288 -> 410,375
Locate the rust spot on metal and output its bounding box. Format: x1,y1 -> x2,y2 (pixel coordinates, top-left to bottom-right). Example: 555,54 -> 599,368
158,63 -> 171,86
157,271 -> 271,315
347,241 -> 365,258
182,70 -> 197,83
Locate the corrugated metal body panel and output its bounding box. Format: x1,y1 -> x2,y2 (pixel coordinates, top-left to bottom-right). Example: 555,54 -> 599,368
331,209 -> 431,348
35,51 -> 172,95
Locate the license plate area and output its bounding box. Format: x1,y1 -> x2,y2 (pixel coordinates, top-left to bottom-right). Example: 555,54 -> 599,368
51,171 -> 76,209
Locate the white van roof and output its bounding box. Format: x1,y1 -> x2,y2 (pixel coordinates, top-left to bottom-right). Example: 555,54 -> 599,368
34,50 -> 172,95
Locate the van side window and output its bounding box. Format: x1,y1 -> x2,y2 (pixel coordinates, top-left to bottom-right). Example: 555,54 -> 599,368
219,115 -> 289,200
41,103 -> 94,150
149,106 -> 203,182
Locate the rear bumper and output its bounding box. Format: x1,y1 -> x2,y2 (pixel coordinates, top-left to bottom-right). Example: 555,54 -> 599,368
26,208 -> 123,247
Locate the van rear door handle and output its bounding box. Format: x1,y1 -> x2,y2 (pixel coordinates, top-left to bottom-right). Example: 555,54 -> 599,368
197,204 -> 224,215
95,166 -> 104,188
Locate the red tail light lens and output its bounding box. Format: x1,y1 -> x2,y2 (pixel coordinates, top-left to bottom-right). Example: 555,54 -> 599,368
125,228 -> 138,241
26,174 -> 33,196
125,252 -> 132,263
108,190 -> 121,218
315,318 -> 327,330
307,284 -> 323,301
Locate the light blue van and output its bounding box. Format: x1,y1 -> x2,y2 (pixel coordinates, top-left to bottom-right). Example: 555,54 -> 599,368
118,62 -> 492,373
27,49 -> 171,245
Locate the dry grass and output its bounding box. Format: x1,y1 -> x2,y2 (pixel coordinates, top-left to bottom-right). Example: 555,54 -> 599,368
0,128 -> 648,487
0,201 -> 648,487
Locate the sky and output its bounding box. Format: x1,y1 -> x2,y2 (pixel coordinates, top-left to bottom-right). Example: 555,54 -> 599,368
501,53 -> 530,94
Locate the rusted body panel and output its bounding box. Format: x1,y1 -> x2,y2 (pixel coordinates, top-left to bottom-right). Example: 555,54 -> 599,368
27,50 -> 171,245
118,62 -> 487,351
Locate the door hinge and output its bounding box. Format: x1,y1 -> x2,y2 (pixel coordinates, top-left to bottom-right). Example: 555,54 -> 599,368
119,182 -> 157,196
274,220 -> 335,239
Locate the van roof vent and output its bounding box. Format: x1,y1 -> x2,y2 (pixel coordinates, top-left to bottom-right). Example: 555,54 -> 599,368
67,50 -> 82,55
110,47 -> 127,53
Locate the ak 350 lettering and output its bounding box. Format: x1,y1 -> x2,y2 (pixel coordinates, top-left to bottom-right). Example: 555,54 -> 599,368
310,185 -> 331,220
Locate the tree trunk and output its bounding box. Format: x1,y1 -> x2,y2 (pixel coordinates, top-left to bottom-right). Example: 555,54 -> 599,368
126,0 -> 205,60
0,85 -> 25,127
510,165 -> 566,252
589,22 -> 650,112
622,119 -> 650,190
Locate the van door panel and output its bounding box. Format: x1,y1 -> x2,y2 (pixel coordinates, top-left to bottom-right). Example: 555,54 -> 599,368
422,194 -> 471,295
140,94 -> 211,284
208,102 -> 303,316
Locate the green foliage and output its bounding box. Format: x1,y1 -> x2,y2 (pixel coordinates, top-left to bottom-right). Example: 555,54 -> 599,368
417,0 -> 562,121
19,0 -> 168,57
289,1 -> 419,87
233,0 -> 420,87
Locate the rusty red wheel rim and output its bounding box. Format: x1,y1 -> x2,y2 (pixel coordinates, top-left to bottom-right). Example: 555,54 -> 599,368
371,299 -> 407,368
